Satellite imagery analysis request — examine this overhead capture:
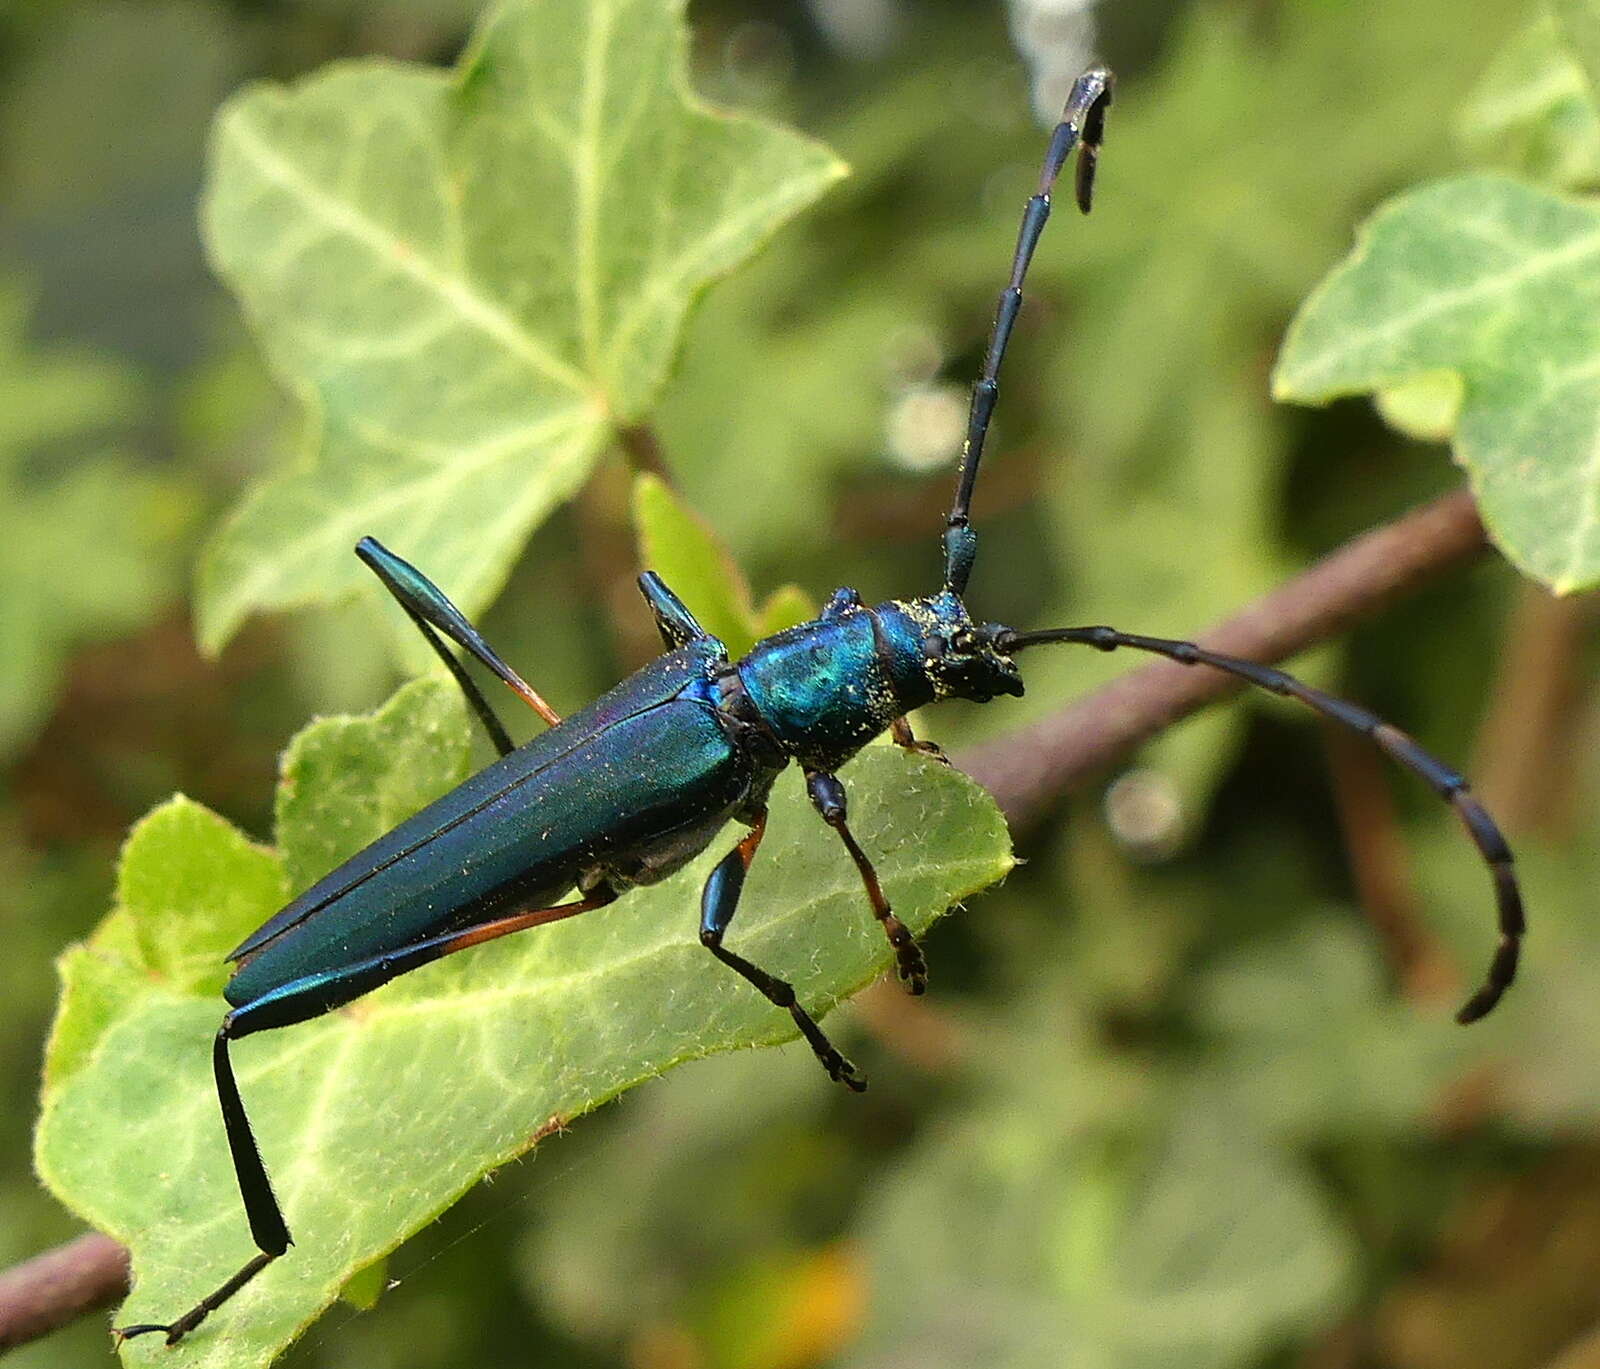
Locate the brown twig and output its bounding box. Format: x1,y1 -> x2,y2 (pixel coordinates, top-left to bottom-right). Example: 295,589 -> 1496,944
0,1232 -> 127,1350
0,490 -> 1494,1353
1473,582 -> 1600,836
956,488 -> 1491,831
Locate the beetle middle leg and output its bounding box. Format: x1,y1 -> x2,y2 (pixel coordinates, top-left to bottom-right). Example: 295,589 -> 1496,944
700,809 -> 867,1091
805,770 -> 928,994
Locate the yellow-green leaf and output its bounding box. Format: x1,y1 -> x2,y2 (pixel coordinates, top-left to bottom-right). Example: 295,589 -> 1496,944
631,473 -> 816,655
195,0 -> 845,655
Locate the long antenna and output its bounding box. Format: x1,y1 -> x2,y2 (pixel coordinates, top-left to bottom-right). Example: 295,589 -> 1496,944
997,624 -> 1523,1023
943,65 -> 1113,596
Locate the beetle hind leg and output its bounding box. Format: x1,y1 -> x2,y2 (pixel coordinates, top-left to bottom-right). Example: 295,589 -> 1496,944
114,1253 -> 279,1347
117,889 -> 623,1344
114,1027 -> 290,1345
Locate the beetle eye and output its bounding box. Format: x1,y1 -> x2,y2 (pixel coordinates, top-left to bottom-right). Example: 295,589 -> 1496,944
950,629 -> 975,653
925,635 -> 947,662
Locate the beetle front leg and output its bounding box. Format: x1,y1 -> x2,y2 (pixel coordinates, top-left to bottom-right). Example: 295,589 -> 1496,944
889,715 -> 950,765
805,771 -> 928,994
699,809 -> 867,1091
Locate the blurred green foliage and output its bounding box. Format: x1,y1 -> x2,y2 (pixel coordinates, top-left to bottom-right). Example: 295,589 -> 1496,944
6,1 -> 1600,1368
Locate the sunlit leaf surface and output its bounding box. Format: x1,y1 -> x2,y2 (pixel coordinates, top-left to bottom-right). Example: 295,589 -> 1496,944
196,0 -> 845,653
1276,174 -> 1600,592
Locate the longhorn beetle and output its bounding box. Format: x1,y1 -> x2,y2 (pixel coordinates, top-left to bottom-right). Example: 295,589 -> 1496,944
118,67 -> 1523,1343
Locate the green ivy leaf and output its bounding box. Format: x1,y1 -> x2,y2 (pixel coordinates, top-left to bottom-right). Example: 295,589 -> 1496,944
1555,0 -> 1600,95
41,796 -> 288,1091
273,676 -> 474,894
1373,370 -> 1466,442
632,472 -> 814,656
195,0 -> 845,655
36,678 -> 1011,1367
1274,174 -> 1600,593
1459,4 -> 1600,191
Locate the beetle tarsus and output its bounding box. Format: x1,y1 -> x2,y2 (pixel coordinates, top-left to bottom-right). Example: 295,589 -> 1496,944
885,915 -> 928,995
828,1052 -> 869,1093
113,1249 -> 280,1346
890,716 -> 952,767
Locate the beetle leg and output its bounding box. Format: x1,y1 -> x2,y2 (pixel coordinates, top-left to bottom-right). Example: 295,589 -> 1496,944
889,715 -> 950,766
699,809 -> 867,1091
357,536 -> 561,754
117,889 -> 618,1344
805,771 -> 927,994
114,1029 -> 289,1345
637,571 -> 710,649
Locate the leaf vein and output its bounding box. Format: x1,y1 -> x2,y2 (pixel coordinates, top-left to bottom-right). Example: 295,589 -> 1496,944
227,111 -> 593,397
1303,223 -> 1600,386
219,408 -> 600,613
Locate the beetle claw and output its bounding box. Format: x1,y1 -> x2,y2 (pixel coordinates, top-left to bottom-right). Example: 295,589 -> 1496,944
833,1057 -> 868,1092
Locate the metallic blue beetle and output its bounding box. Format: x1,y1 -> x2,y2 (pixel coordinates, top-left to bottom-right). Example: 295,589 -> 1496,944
121,68 -> 1523,1343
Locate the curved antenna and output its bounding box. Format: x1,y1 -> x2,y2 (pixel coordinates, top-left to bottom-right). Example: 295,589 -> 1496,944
996,624 -> 1524,1023
943,65 -> 1114,596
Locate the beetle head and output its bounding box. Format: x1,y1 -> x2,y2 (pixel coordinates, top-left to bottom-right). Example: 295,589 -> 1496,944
901,591 -> 1024,704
